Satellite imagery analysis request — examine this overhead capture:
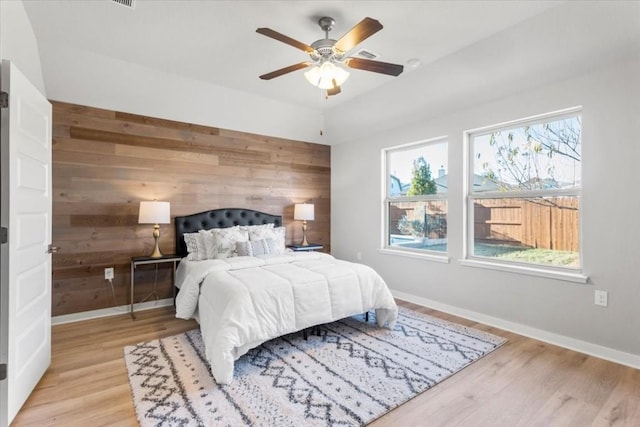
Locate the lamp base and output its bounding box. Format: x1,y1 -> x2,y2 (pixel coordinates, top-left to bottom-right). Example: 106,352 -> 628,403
149,225 -> 163,258
300,220 -> 309,246
149,242 -> 163,258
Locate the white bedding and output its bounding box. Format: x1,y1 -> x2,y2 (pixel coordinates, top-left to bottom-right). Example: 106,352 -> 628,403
175,251 -> 398,384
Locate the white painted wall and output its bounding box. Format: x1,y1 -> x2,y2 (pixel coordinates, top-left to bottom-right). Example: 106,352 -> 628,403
332,57 -> 640,362
0,0 -> 45,95
37,42 -> 324,144
325,1 -> 640,145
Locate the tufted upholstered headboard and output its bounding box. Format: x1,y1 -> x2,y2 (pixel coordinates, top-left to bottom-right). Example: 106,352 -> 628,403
174,208 -> 282,257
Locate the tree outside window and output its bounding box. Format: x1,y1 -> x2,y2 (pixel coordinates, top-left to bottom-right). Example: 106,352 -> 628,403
385,139 -> 448,253
407,157 -> 437,196
469,110 -> 581,269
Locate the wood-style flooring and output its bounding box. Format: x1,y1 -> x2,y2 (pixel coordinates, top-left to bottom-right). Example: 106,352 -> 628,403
12,300 -> 640,426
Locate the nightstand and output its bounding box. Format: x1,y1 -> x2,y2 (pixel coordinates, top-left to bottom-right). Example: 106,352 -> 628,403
287,244 -> 323,252
130,254 -> 181,320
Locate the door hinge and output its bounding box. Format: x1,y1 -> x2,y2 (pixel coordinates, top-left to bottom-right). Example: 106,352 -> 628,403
0,364 -> 6,381
0,227 -> 6,244
0,91 -> 7,109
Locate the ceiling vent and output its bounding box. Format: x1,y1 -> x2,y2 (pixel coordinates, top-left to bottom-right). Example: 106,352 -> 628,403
355,48 -> 380,60
112,0 -> 135,8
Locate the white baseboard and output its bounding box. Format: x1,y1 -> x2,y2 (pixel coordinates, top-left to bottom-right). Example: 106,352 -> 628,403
51,298 -> 174,325
392,289 -> 640,370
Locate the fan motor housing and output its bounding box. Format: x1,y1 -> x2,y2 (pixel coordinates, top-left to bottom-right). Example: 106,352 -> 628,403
310,39 -> 342,61
308,16 -> 346,62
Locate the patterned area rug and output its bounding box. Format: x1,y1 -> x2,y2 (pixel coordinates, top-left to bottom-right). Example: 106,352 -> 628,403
124,308 -> 506,426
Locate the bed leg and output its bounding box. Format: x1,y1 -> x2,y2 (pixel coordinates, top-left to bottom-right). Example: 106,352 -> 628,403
365,311 -> 369,322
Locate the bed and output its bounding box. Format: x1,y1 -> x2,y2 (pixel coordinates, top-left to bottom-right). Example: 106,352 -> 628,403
173,208 -> 398,384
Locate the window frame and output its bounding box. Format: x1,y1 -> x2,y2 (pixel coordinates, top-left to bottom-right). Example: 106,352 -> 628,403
463,107 -> 587,282
381,136 -> 449,262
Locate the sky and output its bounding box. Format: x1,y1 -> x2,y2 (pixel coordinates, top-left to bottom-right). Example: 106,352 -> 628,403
472,115 -> 581,187
389,141 -> 447,183
389,115 -> 581,188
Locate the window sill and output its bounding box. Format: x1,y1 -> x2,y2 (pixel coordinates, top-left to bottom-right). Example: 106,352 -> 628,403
378,248 -> 450,264
458,258 -> 588,283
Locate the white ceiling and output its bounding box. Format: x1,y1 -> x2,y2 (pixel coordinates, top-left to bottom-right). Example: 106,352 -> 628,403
23,0 -> 564,109
21,0 -> 640,143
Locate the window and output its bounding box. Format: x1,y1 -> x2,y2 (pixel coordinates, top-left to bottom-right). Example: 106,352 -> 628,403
467,109 -> 582,271
384,138 -> 448,255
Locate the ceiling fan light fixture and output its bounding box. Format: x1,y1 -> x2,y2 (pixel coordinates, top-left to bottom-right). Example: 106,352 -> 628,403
304,61 -> 349,90
257,16 -> 403,96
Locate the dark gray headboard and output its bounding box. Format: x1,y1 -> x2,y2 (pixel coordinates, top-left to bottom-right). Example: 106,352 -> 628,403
174,208 -> 282,257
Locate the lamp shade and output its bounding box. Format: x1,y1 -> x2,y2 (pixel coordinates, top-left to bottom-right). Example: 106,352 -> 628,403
138,201 -> 170,224
294,203 -> 315,221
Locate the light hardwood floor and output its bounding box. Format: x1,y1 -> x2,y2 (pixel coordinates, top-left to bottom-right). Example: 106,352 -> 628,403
12,300 -> 640,426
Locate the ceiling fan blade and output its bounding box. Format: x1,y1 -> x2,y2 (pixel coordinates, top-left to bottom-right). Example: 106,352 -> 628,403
327,79 -> 341,96
333,17 -> 383,54
344,57 -> 404,76
256,28 -> 315,54
259,62 -> 310,80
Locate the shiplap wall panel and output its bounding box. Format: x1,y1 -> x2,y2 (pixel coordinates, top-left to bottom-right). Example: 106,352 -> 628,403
51,101 -> 331,316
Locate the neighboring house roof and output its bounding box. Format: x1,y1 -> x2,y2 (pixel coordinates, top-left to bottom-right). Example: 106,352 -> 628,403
389,175 -> 403,196
392,173 -> 503,195
471,174 -> 502,192
434,174 -> 502,193
434,175 -> 448,194
521,177 -> 580,190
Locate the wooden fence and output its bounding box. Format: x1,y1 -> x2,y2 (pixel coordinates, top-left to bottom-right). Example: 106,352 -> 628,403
389,201 -> 447,238
390,197 -> 579,251
474,197 -> 579,251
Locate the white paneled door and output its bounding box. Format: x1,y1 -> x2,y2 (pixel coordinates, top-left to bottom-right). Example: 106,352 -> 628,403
0,60 -> 53,426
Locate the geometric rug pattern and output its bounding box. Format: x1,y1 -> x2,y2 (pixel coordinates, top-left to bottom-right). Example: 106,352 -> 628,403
124,307 -> 506,426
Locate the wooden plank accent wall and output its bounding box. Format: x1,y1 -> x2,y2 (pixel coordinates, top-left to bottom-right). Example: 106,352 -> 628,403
51,101 -> 331,316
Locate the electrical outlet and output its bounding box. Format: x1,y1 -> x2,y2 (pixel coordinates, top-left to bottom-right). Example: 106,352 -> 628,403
104,267 -> 114,280
356,251 -> 362,261
594,290 -> 608,307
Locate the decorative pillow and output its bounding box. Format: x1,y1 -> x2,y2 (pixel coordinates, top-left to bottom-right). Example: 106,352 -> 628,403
236,238 -> 278,257
249,226 -> 286,254
183,232 -> 207,261
235,240 -> 252,257
239,223 -> 275,232
198,229 -> 216,259
209,226 -> 249,259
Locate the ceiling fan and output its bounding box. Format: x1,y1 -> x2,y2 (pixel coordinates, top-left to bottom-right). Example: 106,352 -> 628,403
256,16 -> 404,96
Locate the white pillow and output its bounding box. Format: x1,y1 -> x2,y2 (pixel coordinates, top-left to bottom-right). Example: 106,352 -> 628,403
209,226 -> 249,259
236,238 -> 278,257
239,223 -> 275,232
249,226 -> 285,254
183,232 -> 208,261
198,229 -> 216,259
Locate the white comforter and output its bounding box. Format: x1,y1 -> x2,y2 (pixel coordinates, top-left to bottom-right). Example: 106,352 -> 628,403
175,252 -> 397,384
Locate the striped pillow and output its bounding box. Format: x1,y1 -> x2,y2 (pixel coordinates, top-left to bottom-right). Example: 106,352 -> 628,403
248,227 -> 285,254
236,239 -> 278,257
